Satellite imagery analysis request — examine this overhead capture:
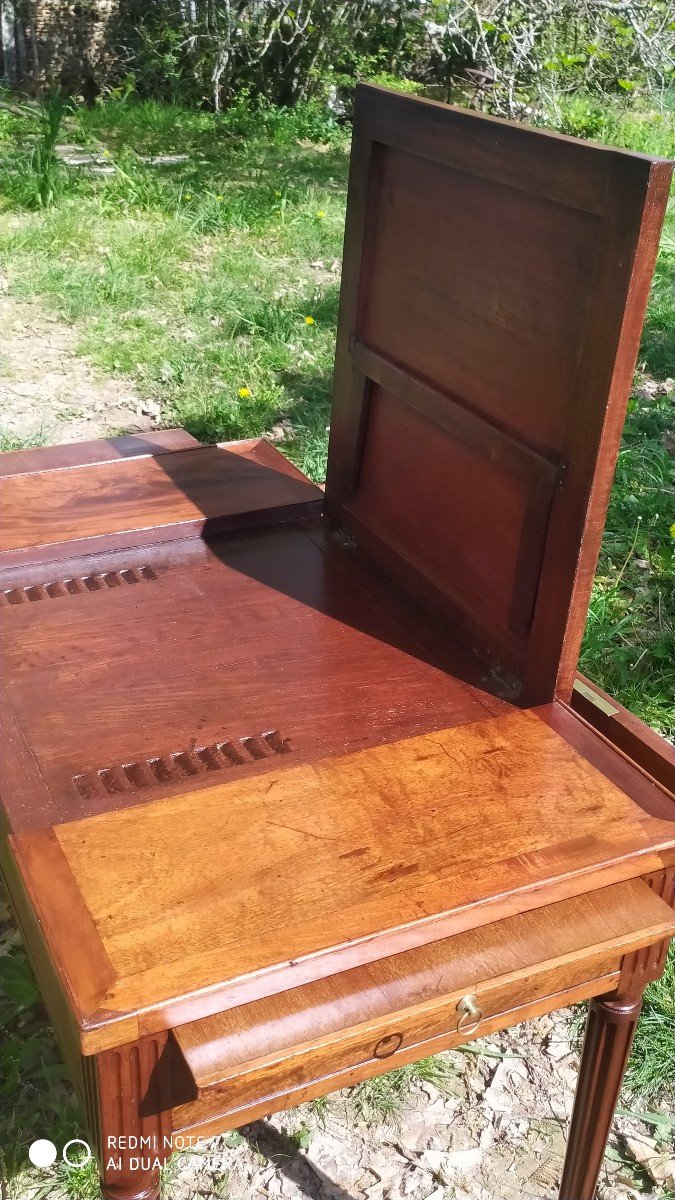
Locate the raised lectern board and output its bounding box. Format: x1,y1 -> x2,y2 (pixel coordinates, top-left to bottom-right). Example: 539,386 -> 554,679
326,86 -> 672,703
1,87 -> 674,1200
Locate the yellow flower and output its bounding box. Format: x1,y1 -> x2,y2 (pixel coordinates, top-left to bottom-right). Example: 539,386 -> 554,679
316,210 -> 326,219
238,386 -> 251,398
184,192 -> 192,200
304,316 -> 315,325
102,149 -> 111,157
670,522 -> 675,539
216,194 -> 223,201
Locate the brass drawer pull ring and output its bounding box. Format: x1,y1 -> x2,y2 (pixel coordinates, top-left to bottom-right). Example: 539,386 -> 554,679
456,994 -> 482,1034
374,1032 -> 403,1058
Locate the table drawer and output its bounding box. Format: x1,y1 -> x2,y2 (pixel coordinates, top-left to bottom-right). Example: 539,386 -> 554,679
171,878 -> 675,1135
173,964 -> 616,1138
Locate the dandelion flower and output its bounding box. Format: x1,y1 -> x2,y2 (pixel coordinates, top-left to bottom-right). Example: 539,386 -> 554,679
185,192 -> 192,200
316,210 -> 326,219
216,194 -> 223,201
238,386 -> 251,399
304,316 -> 315,325
670,522 -> 675,539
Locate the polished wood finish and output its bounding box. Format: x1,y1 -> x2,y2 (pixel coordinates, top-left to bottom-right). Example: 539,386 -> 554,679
9,709 -> 675,1052
0,681 -> 62,835
0,428 -> 199,479
1,91 -> 674,1200
560,988 -> 645,1200
83,1033 -> 172,1200
572,674 -> 675,791
0,438 -> 322,567
326,84 -> 672,704
618,868 -> 675,992
0,523 -> 505,833
172,975 -> 619,1142
535,700 -> 675,822
174,880 -> 674,1091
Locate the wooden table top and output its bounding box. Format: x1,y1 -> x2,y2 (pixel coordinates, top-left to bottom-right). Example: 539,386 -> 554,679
0,439 -> 322,566
10,707 -> 675,1053
2,433 -> 674,1061
0,520 -> 513,833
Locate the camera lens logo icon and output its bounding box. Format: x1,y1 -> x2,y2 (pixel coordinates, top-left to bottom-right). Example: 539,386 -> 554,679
29,1139 -> 92,1170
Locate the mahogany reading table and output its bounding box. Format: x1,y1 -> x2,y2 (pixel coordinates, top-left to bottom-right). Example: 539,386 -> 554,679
1,86 -> 674,1200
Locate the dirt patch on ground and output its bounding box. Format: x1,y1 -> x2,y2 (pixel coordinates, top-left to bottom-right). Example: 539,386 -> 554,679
0,295 -> 159,445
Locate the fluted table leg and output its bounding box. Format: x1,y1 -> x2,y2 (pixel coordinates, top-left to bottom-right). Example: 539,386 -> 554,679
559,989 -> 643,1200
82,1034 -> 173,1200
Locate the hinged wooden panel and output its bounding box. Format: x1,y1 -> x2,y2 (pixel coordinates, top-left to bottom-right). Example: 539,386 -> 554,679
325,85 -> 672,704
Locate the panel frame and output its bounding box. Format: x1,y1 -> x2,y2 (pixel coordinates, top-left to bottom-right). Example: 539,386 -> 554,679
324,84 -> 672,705
350,344 -> 562,650
571,674 -> 675,792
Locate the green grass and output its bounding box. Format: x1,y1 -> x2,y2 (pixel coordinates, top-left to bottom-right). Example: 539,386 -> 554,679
546,93 -> 675,158
627,949 -> 675,1104
579,378 -> 675,738
0,93 -> 347,480
0,89 -> 674,1191
0,431 -> 46,452
0,939 -> 85,1198
349,1055 -> 458,1124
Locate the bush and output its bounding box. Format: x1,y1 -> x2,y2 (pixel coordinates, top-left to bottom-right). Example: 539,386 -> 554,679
0,91 -> 75,210
116,2 -> 675,115
435,1 -> 675,118
105,1 -> 434,110
9,2 -> 673,118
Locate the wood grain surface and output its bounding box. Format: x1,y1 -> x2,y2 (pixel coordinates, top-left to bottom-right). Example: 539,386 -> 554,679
325,84 -> 672,705
171,973 -> 620,1141
9,708 -> 675,1051
0,428 -> 199,478
1,439 -> 322,565
174,878 -> 675,1089
0,522 -> 507,831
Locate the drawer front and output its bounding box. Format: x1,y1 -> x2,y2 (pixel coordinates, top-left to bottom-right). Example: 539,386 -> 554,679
172,953 -> 619,1138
